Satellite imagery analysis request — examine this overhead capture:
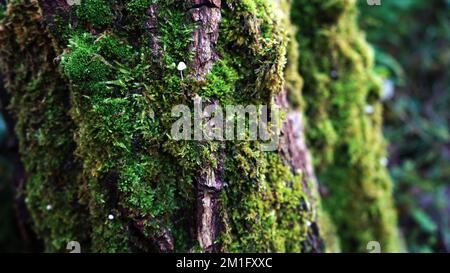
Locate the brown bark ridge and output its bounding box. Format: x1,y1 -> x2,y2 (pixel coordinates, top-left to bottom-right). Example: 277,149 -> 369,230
187,0 -> 223,252
144,4 -> 160,58
188,0 -> 221,81
275,92 -> 318,200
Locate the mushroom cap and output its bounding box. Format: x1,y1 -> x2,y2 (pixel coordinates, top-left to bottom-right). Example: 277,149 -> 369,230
177,62 -> 187,71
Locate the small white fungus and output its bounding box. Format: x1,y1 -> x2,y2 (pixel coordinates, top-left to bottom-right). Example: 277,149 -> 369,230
177,62 -> 187,71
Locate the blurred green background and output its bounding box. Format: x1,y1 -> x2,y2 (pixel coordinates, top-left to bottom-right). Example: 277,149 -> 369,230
359,0 -> 450,252
0,0 -> 449,252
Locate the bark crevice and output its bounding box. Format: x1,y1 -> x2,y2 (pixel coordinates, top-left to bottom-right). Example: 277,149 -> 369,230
186,0 -> 223,252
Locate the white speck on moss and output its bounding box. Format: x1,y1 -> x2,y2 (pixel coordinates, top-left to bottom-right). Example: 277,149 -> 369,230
365,105 -> 374,115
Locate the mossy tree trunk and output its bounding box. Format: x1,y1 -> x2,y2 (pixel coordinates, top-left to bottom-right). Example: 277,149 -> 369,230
291,0 -> 401,252
0,0 -> 399,253
0,0 -> 325,253
1,70 -> 41,252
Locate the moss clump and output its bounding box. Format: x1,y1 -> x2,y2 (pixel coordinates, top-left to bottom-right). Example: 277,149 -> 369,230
76,0 -> 115,28
199,58 -> 240,104
125,0 -> 154,26
221,147 -> 314,252
292,0 -> 401,252
61,0 -> 322,252
95,34 -> 135,62
57,1 -> 201,251
63,34 -> 112,87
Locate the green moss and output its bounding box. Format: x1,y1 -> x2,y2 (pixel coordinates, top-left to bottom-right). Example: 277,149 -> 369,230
292,0 -> 401,252
0,1 -> 90,252
125,0 -> 154,27
199,58 -> 239,103
126,0 -> 154,14
76,0 -> 115,27
221,147 -> 314,252
62,34 -> 112,86
96,34 -> 135,62
58,1 -> 198,251
212,0 -> 324,252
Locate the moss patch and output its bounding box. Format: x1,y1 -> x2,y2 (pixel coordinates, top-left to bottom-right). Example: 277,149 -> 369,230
292,0 -> 401,252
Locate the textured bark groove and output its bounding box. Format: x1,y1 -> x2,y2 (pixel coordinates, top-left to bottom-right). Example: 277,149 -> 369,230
186,0 -> 224,252
196,150 -> 225,252
188,0 -> 221,81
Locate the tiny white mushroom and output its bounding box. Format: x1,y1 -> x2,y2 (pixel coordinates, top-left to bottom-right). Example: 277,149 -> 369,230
177,61 -> 187,80
108,214 -> 115,220
46,204 -> 53,211
365,105 -> 374,115
177,61 -> 187,71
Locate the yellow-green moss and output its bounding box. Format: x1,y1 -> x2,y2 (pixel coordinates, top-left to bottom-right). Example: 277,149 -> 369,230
292,0 -> 401,252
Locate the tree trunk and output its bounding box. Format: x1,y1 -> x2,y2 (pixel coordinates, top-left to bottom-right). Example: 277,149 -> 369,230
292,0 -> 401,252
0,0 -> 323,253
1,72 -> 41,252
0,0 -> 399,253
